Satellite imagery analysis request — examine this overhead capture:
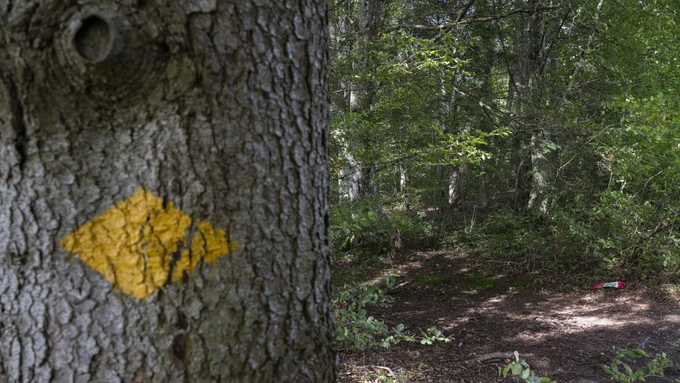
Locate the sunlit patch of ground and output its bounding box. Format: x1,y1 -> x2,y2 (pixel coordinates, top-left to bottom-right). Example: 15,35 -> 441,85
336,249 -> 680,382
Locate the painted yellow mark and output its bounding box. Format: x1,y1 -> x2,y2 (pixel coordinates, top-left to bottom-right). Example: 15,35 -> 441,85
170,222 -> 237,283
60,188 -> 237,300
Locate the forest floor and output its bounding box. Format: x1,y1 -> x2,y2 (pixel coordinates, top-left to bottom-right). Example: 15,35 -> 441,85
335,248 -> 680,382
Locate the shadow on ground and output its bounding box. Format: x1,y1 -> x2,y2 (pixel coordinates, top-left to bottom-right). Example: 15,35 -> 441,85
337,250 -> 680,382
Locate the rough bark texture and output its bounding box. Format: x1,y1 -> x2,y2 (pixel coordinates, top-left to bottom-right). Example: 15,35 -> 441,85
0,1 -> 335,382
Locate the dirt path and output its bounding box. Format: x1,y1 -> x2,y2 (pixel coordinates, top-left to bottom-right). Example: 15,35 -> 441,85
337,250 -> 680,382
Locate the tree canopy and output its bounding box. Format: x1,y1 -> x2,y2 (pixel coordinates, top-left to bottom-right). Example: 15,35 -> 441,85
329,0 -> 680,278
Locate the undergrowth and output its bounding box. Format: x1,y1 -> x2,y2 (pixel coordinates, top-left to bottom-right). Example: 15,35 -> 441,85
603,347 -> 678,382
333,277 -> 451,351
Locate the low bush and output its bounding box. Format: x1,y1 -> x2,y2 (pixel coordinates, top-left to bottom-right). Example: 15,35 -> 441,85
603,347 -> 676,382
333,278 -> 450,350
331,198 -> 424,258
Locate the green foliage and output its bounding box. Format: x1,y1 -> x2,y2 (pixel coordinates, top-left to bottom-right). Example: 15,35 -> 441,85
565,95 -> 680,278
419,127 -> 510,167
603,347 -> 675,382
499,351 -> 556,383
333,281 -> 393,350
497,348 -> 678,383
331,199 -> 419,256
333,279 -> 451,350
363,366 -> 409,383
329,0 -> 680,283
476,208 -> 591,273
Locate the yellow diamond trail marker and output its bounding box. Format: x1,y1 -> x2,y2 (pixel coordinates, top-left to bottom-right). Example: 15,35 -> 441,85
60,188 -> 237,300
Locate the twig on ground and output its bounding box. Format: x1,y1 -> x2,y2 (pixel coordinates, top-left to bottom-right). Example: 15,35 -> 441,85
466,351 -> 535,364
372,365 -> 396,378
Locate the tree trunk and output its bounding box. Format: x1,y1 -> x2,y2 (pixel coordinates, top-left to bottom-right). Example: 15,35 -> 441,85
331,0 -> 362,201
506,0 -> 553,210
448,166 -> 462,206
527,131 -> 552,214
359,163 -> 377,198
0,1 -> 334,382
339,148 -> 361,200
399,164 -> 407,197
348,0 -> 382,199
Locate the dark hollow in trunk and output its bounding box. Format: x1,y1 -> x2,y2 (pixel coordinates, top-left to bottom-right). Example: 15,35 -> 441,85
0,1 -> 335,381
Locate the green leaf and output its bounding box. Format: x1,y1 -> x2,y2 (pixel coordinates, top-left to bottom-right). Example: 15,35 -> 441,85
521,368 -> 531,379
512,363 -> 523,375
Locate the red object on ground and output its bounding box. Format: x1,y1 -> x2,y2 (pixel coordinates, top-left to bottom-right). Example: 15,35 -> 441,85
592,281 -> 625,289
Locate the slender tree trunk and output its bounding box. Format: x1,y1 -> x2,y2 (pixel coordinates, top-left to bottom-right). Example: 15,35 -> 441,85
359,163 -> 377,197
339,148 -> 361,200
507,0 -> 554,211
526,0 -> 571,214
448,166 -> 462,206
478,174 -> 488,208
527,130 -> 552,213
441,77 -> 463,208
332,0 -> 362,201
0,1 -> 334,382
350,0 -> 383,199
337,0 -> 383,201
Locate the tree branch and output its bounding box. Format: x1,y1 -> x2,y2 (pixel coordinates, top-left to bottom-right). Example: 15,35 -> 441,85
391,6 -> 561,32
332,153 -> 420,181
455,0 -> 476,24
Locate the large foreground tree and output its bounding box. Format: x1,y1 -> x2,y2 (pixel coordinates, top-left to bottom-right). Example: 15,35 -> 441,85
0,0 -> 335,381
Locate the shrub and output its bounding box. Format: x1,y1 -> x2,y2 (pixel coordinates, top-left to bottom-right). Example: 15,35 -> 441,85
603,347 -> 675,382
330,198 -> 420,258
499,351 -> 556,383
333,278 -> 450,350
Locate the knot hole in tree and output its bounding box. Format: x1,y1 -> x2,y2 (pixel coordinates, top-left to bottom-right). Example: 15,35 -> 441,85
73,16 -> 113,63
54,5 -> 198,108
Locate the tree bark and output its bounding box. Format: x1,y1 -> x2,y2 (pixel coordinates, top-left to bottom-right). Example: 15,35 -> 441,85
338,147 -> 361,200
330,0 -> 361,201
0,1 -> 334,382
505,0 -> 556,211
348,0 -> 382,199
448,166 -> 462,206
527,131 -> 552,214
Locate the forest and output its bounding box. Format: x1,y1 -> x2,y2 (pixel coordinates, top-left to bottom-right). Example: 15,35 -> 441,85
328,0 -> 680,381
1,0 -> 679,381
